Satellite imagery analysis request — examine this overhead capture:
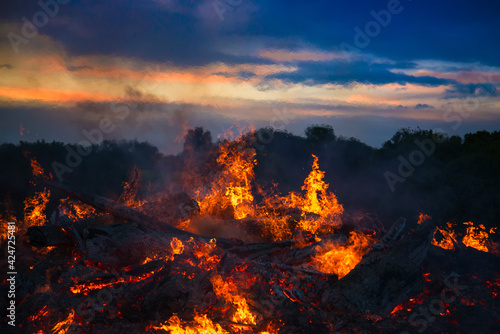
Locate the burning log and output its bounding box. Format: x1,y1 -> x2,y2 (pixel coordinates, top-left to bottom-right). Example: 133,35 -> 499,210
321,219 -> 436,316
44,180 -> 239,248
279,234 -> 348,265
83,223 -> 204,268
27,221 -> 233,268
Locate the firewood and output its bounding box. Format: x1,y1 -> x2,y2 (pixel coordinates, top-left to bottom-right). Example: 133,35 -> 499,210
45,180 -> 194,235
83,223 -> 175,267
321,219 -> 436,316
44,180 -> 239,249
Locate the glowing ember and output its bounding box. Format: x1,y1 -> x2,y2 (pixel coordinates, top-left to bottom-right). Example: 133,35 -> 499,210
485,280 -> 500,298
51,309 -> 75,334
28,305 -> 50,322
389,292 -> 428,316
169,237 -> 185,260
390,303 -> 405,315
417,212 -> 432,224
70,269 -> 158,294
311,231 -> 374,278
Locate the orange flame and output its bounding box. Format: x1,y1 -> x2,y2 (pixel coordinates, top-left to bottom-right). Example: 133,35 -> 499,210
262,216 -> 292,241
211,274 -> 257,325
60,197 -> 96,220
301,154 -> 331,215
31,158 -> 44,178
195,138 -> 256,219
23,158 -> 50,227
311,231 -> 374,278
150,314 -> 228,334
462,222 -> 494,252
432,222 -> 457,250
215,140 -> 256,220
187,143 -> 343,240
23,189 -> 50,227
432,221 -> 497,253
190,238 -> 221,271
266,154 -> 343,235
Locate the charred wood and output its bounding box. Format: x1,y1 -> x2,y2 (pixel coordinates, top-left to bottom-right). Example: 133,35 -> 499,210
26,225 -> 73,247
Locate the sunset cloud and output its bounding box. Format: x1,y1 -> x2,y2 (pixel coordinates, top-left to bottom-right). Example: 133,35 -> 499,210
1,0 -> 499,152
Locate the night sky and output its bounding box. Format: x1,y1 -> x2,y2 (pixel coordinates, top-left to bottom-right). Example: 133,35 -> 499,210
1,0 -> 499,153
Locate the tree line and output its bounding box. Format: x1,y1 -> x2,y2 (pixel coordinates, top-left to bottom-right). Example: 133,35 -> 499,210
1,126 -> 499,231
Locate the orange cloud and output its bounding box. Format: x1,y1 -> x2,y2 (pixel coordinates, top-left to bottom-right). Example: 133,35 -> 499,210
0,86 -> 117,103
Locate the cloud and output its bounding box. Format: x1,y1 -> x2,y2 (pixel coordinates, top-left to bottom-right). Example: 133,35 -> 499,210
0,64 -> 12,69
415,103 -> 434,109
266,60 -> 453,87
443,83 -> 497,99
2,0 -> 500,68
